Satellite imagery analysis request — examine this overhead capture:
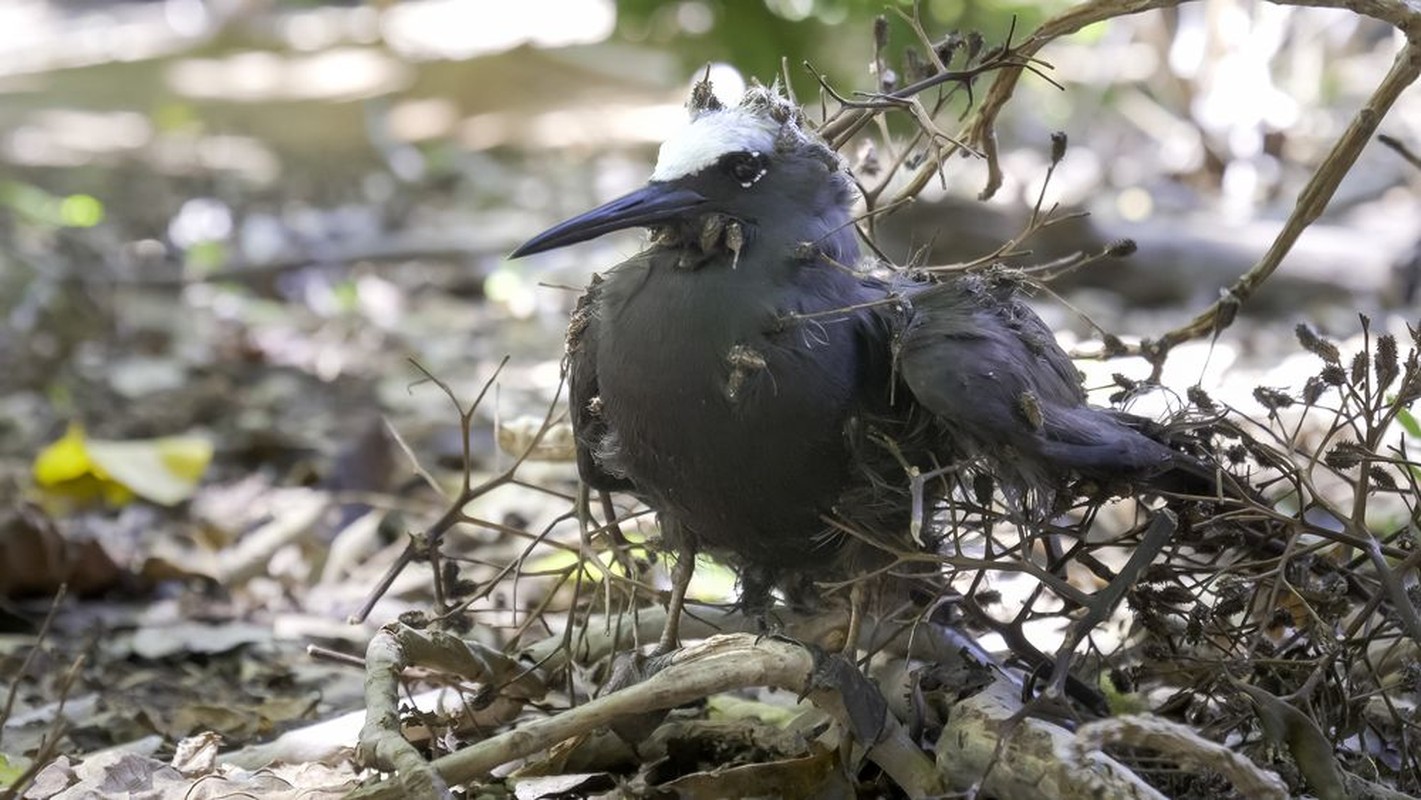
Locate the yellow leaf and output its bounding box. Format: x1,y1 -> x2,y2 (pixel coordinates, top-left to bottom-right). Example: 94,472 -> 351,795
0,752 -> 32,787
86,436 -> 213,506
32,426 -> 213,508
32,423 -> 96,485
525,547 -> 637,582
157,436 -> 215,484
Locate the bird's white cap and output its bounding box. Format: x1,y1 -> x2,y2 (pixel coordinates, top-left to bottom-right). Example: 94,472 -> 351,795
650,80 -> 830,182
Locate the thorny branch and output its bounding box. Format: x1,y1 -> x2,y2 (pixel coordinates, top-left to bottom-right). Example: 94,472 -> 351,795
942,0 -> 1418,372
351,634 -> 943,800
808,0 -> 1420,373
1138,34 -> 1421,373
0,588 -> 80,800
349,2 -> 1421,797
1379,132 -> 1421,171
350,356 -> 582,624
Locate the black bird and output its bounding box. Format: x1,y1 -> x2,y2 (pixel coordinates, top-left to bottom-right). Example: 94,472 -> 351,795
512,82 -> 1213,646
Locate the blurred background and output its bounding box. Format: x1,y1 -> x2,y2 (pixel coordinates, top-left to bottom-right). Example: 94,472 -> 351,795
1,0 -> 1419,592
1,0 -> 1419,779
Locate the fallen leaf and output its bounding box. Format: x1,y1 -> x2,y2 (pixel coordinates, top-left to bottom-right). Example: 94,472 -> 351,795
32,424 -> 213,508
171,732 -> 222,776
0,751 -> 31,788
123,621 -> 272,660
0,501 -> 122,596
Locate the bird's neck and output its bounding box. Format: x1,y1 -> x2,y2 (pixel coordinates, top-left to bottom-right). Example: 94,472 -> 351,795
800,173 -> 863,266
653,203 -> 859,271
759,176 -> 862,266
792,204 -> 859,267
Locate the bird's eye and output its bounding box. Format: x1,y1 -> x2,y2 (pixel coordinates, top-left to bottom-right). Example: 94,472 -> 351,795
725,152 -> 767,188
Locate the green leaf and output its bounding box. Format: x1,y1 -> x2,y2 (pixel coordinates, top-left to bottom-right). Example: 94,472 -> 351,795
0,752 -> 31,787
34,424 -> 213,507
1396,404 -> 1420,438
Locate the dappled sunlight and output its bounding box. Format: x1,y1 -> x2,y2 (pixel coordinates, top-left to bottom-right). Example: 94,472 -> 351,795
2,1 -> 1419,797
166,47 -> 413,103
382,0 -> 615,59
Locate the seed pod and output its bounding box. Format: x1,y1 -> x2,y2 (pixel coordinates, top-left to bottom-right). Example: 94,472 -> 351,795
1350,351 -> 1367,386
934,32 -> 961,67
1049,131 -> 1068,165
1155,585 -> 1196,605
1295,323 -> 1340,364
1017,390 -> 1044,430
1253,386 -> 1295,411
1302,376 -> 1325,405
1187,385 -> 1215,412
1324,441 -> 1365,470
1369,466 -> 1396,490
1106,238 -> 1137,258
903,47 -> 933,81
1375,334 -> 1399,391
689,74 -> 723,114
964,30 -> 984,63
972,472 -> 994,506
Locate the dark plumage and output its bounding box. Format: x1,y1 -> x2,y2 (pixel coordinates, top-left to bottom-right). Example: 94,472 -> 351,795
513,82 -> 1214,612
896,276 -> 1214,500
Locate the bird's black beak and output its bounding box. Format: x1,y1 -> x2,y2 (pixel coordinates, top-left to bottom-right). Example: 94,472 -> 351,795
510,182 -> 707,258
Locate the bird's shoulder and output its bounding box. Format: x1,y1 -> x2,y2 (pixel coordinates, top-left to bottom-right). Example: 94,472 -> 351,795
899,273 -> 1086,404
564,272 -> 605,360
564,273 -> 634,493
903,275 -> 1033,335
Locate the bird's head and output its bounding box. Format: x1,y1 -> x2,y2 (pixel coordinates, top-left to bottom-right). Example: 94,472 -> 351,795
511,79 -> 854,259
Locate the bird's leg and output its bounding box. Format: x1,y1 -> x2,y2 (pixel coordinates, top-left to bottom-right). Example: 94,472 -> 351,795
656,545 -> 697,655
842,580 -> 865,659
598,490 -> 630,549
1046,510 -> 1178,702
595,490 -> 646,588
577,485 -> 617,560
906,459 -> 967,544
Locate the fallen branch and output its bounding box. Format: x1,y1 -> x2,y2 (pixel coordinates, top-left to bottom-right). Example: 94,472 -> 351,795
1072,715 -> 1288,800
348,634 -> 943,799
936,677 -> 1166,799
953,0 -> 1420,373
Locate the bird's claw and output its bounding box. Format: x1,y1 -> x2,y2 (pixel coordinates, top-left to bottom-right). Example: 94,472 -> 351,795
796,643 -> 888,745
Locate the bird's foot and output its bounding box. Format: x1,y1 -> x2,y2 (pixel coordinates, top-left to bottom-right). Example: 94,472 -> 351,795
653,546 -> 697,656
748,606 -> 790,644
798,643 -> 888,745
603,650 -> 673,746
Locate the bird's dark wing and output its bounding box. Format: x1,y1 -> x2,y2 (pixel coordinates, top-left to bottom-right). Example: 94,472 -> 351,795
565,273 -> 635,493
896,276 -> 1181,485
